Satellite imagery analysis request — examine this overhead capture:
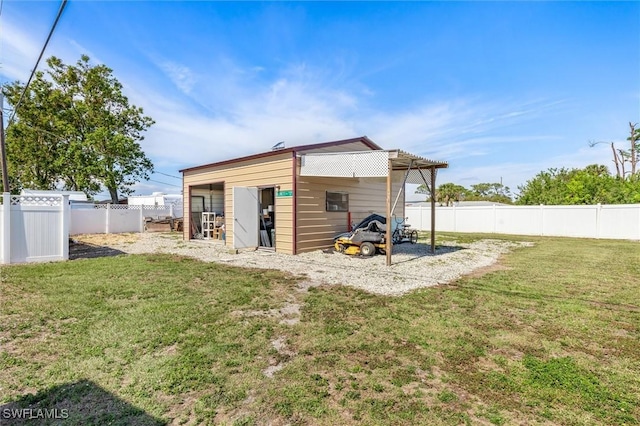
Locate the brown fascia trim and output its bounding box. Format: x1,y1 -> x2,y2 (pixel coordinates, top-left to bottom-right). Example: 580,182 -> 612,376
179,136 -> 381,173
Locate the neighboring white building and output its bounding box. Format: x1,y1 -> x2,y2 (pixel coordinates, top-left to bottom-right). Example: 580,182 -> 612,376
128,192 -> 183,218
128,192 -> 182,207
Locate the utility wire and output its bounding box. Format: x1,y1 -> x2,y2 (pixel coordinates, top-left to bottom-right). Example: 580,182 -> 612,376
148,179 -> 181,188
154,171 -> 182,180
8,0 -> 68,125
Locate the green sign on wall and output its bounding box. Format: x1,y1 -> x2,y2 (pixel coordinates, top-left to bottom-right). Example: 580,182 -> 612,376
276,190 -> 293,197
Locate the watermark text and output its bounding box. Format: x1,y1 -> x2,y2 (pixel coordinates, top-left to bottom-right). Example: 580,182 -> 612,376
1,408 -> 69,420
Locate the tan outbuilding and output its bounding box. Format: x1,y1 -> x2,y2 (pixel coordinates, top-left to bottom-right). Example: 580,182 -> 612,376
180,136 -> 447,264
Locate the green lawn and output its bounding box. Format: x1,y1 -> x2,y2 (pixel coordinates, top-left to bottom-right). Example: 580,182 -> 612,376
0,234 -> 639,425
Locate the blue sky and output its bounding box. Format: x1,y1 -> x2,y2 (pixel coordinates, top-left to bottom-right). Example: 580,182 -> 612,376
1,1 -> 638,200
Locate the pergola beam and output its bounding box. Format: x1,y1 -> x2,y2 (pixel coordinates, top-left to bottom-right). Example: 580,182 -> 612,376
299,148 -> 447,264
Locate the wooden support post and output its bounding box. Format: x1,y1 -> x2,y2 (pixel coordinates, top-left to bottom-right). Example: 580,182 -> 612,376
430,166 -> 436,254
386,159 -> 392,266
1,192 -> 10,264
0,94 -> 10,193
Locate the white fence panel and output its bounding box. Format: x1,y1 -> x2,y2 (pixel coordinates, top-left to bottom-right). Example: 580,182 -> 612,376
454,207 -> 495,233
495,206 -> 542,236
542,206 -> 597,238
599,204 -> 640,239
406,206 -> 431,232
108,207 -> 143,234
2,194 -> 69,264
69,204 -> 177,235
406,203 -> 640,240
11,205 -> 61,262
0,203 -> 4,262
70,208 -> 106,235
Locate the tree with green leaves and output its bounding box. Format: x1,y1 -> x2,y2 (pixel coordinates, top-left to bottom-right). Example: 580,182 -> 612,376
466,182 -> 512,204
515,164 -> 640,205
2,55 -> 154,202
416,182 -> 469,206
416,181 -> 512,204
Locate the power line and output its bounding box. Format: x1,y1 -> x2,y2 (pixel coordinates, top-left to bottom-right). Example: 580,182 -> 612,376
148,179 -> 181,188
154,171 -> 182,180
8,0 -> 68,125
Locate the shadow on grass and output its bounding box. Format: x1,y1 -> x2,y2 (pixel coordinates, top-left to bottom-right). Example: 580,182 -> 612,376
69,240 -> 126,260
323,243 -> 465,262
0,379 -> 165,425
387,243 -> 465,265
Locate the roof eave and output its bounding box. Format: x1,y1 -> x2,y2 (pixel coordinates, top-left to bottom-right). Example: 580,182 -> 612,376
179,135 -> 380,173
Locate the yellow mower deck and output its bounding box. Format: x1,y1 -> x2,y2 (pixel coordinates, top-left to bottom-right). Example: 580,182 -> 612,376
334,238 -> 387,256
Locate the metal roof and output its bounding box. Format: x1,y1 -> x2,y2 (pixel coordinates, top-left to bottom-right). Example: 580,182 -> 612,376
179,136 -> 380,173
388,149 -> 448,170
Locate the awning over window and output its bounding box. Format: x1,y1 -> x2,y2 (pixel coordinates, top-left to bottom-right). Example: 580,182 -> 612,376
299,149 -> 448,184
300,149 -> 448,264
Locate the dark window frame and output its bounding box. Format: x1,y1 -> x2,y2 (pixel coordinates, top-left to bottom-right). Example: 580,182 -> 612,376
326,191 -> 349,212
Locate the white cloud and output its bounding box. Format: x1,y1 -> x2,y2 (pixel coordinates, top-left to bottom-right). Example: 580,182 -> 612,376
156,60 -> 196,95
126,64 -> 578,187
0,20 -> 42,81
0,15 -> 606,199
437,143 -> 614,195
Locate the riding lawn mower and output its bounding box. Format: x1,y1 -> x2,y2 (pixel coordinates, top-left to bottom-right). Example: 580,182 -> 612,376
333,214 -> 389,256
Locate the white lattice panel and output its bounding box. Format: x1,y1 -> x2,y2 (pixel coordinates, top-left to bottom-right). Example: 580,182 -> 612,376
405,168 -> 437,186
10,195 -> 63,206
301,151 -> 389,177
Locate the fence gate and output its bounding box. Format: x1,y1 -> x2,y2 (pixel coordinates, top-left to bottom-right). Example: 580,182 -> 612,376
1,193 -> 70,264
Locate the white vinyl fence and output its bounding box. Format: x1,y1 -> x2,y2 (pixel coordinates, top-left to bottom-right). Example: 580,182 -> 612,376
0,195 -> 183,264
407,204 -> 640,240
70,204 -> 180,235
1,193 -> 70,264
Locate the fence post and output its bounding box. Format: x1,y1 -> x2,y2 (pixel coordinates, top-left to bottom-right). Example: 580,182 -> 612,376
1,192 -> 10,264
139,206 -> 144,233
61,195 -> 70,260
170,203 -> 174,218
540,204 -> 545,236
106,203 -> 111,234
596,203 -> 601,239
638,205 -> 640,240
452,204 -> 457,232
419,205 -> 423,231
493,204 -> 497,233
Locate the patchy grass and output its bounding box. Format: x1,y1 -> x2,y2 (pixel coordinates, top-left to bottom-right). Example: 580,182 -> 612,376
0,235 -> 639,425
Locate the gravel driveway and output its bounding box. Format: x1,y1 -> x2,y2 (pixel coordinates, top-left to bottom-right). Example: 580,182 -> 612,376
72,233 -> 531,296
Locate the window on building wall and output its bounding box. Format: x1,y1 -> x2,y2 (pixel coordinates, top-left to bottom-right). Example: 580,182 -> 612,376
326,191 -> 349,212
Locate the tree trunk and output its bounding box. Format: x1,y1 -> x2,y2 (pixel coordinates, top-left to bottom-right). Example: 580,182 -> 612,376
611,142 -> 622,178
109,187 -> 119,204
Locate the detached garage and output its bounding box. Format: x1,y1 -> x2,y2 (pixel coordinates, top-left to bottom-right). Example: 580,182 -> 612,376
180,136 -> 447,260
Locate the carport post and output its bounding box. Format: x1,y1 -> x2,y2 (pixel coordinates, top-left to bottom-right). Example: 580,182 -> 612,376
386,159 -> 392,266
430,165 -> 436,254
